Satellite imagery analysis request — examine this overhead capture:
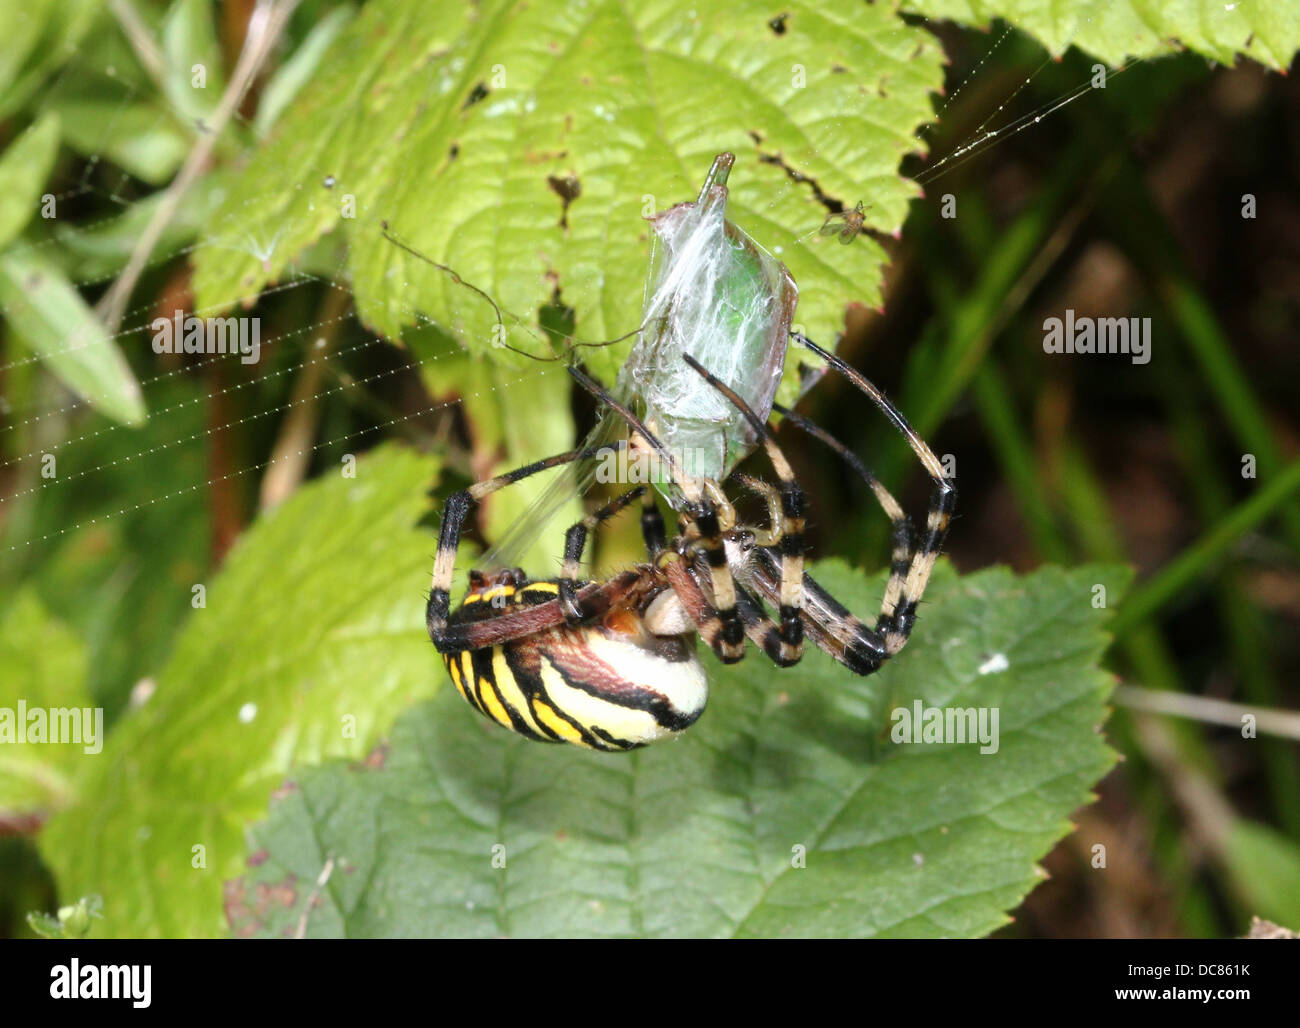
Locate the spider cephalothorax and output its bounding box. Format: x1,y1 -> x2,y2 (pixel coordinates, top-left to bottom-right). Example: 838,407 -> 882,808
426,341 -> 955,751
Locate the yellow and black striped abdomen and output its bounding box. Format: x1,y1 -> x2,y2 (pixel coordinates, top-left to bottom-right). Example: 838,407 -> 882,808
442,580 -> 707,751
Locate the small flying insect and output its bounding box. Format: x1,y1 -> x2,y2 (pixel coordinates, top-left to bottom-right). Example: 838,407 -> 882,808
820,200 -> 869,244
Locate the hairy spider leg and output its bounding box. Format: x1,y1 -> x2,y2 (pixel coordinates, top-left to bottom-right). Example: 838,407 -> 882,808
651,548 -> 807,670
790,333 -> 956,655
773,403 -> 915,633
640,488 -> 668,559
744,551 -> 889,673
567,364 -> 747,663
731,473 -> 784,547
724,409 -> 900,673
558,485 -> 648,621
427,441 -> 640,653
680,354 -> 807,664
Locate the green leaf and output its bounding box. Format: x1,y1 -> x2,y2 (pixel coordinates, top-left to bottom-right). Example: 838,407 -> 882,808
0,0 -> 99,121
33,6 -> 192,181
0,114 -> 61,249
0,590 -> 91,825
36,444 -> 442,938
0,250 -> 146,425
49,97 -> 189,185
24,894 -> 102,938
410,325 -> 581,570
229,561 -> 1128,939
253,4 -> 356,137
192,0 -> 945,386
1223,820 -> 1300,931
161,0 -> 226,125
905,1 -> 1300,71
1,374 -> 211,722
25,910 -> 64,938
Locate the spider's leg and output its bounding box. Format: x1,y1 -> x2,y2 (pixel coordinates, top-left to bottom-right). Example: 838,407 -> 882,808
681,354 -> 806,661
655,556 -> 781,661
659,553 -> 804,667
746,549 -> 889,674
640,488 -> 667,559
774,402 -> 915,634
427,441 -> 624,650
746,408 -> 917,673
732,472 -> 784,547
679,487 -> 747,661
566,365 -> 685,480
790,333 -> 956,655
568,364 -> 747,662
559,486 -> 647,622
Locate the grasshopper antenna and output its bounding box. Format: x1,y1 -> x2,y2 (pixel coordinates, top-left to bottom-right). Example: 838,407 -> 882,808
380,221 -> 651,363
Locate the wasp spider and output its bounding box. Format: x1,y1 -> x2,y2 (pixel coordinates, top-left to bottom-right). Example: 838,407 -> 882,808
426,335 -> 955,751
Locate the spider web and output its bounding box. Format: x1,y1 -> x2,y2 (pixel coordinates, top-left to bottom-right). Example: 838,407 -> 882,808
0,0 -> 1173,585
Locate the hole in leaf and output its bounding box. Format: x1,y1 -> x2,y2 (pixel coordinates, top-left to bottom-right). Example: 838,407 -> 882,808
546,173 -> 582,229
